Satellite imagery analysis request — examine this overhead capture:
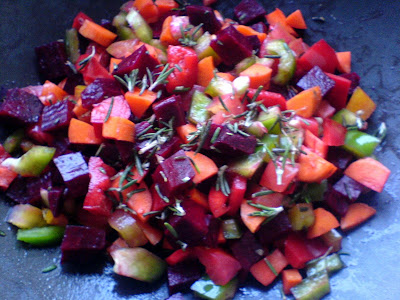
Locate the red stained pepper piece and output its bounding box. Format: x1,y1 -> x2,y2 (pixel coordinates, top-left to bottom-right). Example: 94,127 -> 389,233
297,39 -> 339,74
322,119 -> 347,146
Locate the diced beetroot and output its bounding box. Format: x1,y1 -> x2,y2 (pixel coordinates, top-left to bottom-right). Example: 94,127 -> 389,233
35,41 -> 72,81
296,66 -> 335,96
181,85 -> 206,113
168,261 -> 203,294
186,5 -> 222,34
230,230 -> 264,272
53,152 -> 89,198
202,123 -> 224,150
324,73 -> 351,110
115,141 -> 135,165
257,212 -> 292,246
323,184 -> 349,217
210,25 -> 253,66
90,96 -> 131,125
80,78 -> 122,109
41,99 -> 75,132
0,88 -> 43,124
48,187 -> 65,217
60,225 -> 106,263
234,0 -> 266,25
340,72 -> 360,94
6,175 -> 43,206
305,237 -> 330,259
85,42 -> 111,68
135,121 -> 154,138
151,183 -> 174,212
152,95 -> 186,128
246,88 -> 287,110
83,157 -> 116,217
250,22 -> 268,34
112,44 -> 159,77
166,200 -> 209,247
333,175 -> 368,203
156,136 -> 182,159
152,150 -> 195,198
63,73 -> 85,95
246,35 -> 261,55
166,293 -> 185,300
212,126 -> 257,156
202,216 -> 220,248
284,233 -> 314,269
27,122 -> 54,145
327,147 -> 354,181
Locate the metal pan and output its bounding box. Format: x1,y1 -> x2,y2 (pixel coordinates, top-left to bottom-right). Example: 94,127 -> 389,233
1,0 -> 399,299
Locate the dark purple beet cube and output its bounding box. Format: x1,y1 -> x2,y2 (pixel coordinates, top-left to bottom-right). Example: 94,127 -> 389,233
135,121 -> 154,138
35,41 -> 72,81
327,147 -> 354,181
210,25 -> 253,66
80,78 -> 122,109
234,0 -> 266,25
152,95 -> 186,128
186,5 -> 222,34
202,123 -> 224,150
60,225 -> 106,264
112,44 -> 159,77
323,184 -> 349,217
63,73 -> 84,95
231,230 -> 264,272
250,22 -> 268,34
257,212 -> 292,246
296,66 -> 335,96
166,200 -> 208,247
152,150 -> 195,198
340,72 -> 361,94
168,261 -> 203,294
53,152 -> 89,197
246,35 -> 261,55
333,175 -> 368,203
115,141 -> 135,165
6,176 -> 42,206
0,88 -> 43,124
41,100 -> 74,132
202,216 -> 220,248
48,187 -> 65,217
166,293 -> 186,300
212,126 -> 257,156
156,136 -> 182,159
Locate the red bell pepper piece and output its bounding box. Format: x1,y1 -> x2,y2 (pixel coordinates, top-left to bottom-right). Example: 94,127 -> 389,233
227,175 -> 247,215
83,157 -> 116,217
304,130 -> 328,158
165,248 -> 195,265
72,12 -> 93,30
208,186 -> 229,218
297,39 -> 339,74
259,160 -> 299,193
315,100 -> 336,120
0,144 -> 10,162
0,166 -> 18,190
322,119 -> 346,146
77,54 -> 113,85
324,73 -> 352,110
195,247 -> 241,285
246,88 -> 287,110
284,233 -> 314,268
166,46 -> 198,94
290,115 -> 320,137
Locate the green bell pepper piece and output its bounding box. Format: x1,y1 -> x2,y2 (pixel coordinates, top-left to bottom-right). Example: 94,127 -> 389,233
65,28 -> 80,64
332,109 -> 359,127
257,111 -> 281,135
342,130 -> 380,157
191,275 -> 238,300
189,91 -> 212,124
265,39 -> 296,85
304,180 -> 328,202
205,76 -> 233,97
306,253 -> 345,277
291,271 -> 330,300
229,151 -> 264,178
3,128 -> 24,153
256,134 -> 279,162
126,9 -> 152,43
17,226 -> 65,246
222,219 -> 242,239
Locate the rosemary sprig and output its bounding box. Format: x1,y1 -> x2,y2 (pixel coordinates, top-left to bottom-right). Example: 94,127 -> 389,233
251,190 -> 276,198
148,63 -> 175,91
179,23 -> 203,47
78,46 -> 96,70
42,264 -> 57,273
155,184 -> 170,203
104,97 -> 114,122
195,120 -> 212,154
114,69 -> 139,92
216,165 -> 230,196
168,200 -> 186,216
133,151 -> 144,176
175,155 -> 200,174
247,200 -> 283,218
164,222 -> 178,238
218,96 -> 230,112
0,230 -> 6,237
264,257 -> 278,276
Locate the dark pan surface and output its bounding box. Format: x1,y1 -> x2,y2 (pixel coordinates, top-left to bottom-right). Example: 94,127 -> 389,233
1,0 -> 400,299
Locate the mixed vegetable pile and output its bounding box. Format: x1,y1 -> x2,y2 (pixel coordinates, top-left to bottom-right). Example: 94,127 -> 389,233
0,0 -> 391,299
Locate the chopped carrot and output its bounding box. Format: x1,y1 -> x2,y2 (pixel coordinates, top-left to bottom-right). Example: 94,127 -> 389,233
133,0 -> 160,24
266,8 -> 297,36
250,249 -> 289,286
340,203 -> 376,231
133,214 -> 163,245
282,269 -> 302,295
176,123 -> 198,143
185,151 -> 218,184
155,0 -> 179,16
286,86 -> 322,118
127,181 -> 153,222
68,118 -> 102,144
0,166 -> 18,190
72,98 -> 90,121
307,207 -> 339,239
239,63 -> 272,89
346,86 -> 376,120
336,51 -> 351,73
110,167 -> 148,203
79,19 -> 117,47
197,56 -> 215,87
42,209 -> 68,226
240,200 -> 266,233
235,25 -> 267,43
40,80 -> 68,105
125,88 -> 157,119
102,116 -> 135,142
297,146 -> 337,183
187,188 -> 210,209
208,187 -> 230,218
216,72 -> 235,82
160,16 -> 177,46
344,157 -> 390,193
286,9 -> 307,29
304,129 -> 328,158
109,57 -> 122,73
